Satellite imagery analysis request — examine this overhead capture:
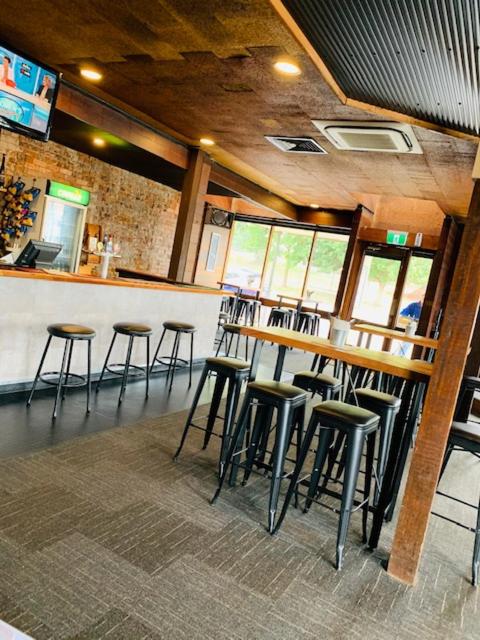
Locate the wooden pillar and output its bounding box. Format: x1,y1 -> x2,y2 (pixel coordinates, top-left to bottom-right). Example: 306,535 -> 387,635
335,205 -> 373,317
168,149 -> 211,283
388,180 -> 480,585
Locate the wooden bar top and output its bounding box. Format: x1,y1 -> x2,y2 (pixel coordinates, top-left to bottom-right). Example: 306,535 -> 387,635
0,266 -> 227,296
241,326 -> 433,382
353,322 -> 439,349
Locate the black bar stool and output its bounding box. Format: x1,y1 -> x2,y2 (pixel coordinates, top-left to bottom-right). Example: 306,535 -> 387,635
292,370 -> 342,400
150,321 -> 196,392
215,323 -> 249,360
212,379 -> 307,533
274,400 -> 380,570
174,356 -> 250,475
355,388 -> 401,503
296,311 -> 319,335
27,323 -> 96,420
96,322 -> 152,404
267,307 -> 292,329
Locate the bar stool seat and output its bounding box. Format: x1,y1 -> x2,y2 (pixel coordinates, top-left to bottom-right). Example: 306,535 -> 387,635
212,378 -> 307,532
293,370 -> 342,398
248,380 -> 306,400
113,322 -> 152,336
274,399 -> 380,570
354,388 -> 401,410
174,356 -> 250,475
163,321 -> 195,332
47,324 -> 96,339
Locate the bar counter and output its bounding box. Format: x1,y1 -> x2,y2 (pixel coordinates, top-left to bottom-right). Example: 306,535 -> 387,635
1,268 -> 224,387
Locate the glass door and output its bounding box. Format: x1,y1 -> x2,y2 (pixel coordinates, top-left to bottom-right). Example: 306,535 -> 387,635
352,253 -> 402,325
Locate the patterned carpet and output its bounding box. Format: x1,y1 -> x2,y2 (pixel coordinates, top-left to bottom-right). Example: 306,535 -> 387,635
0,404 -> 479,639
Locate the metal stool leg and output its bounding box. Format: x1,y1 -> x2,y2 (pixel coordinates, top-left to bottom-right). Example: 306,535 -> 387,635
215,330 -> 226,356
62,339 -> 74,400
97,332 -> 117,392
150,328 -> 166,373
203,374 -> 227,449
86,339 -> 92,413
145,335 -> 150,398
119,335 -> 134,404
173,365 -> 209,461
189,332 -> 194,388
242,402 -> 268,485
362,431 -> 376,543
305,427 -> 334,513
219,374 -> 244,476
336,429 -> 364,570
168,333 -> 182,393
52,339 -> 69,420
27,335 -> 52,406
472,494 -> 480,586
268,403 -> 293,533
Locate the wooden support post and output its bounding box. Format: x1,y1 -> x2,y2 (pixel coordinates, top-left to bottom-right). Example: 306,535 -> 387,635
336,206 -> 373,318
388,180 -> 480,585
168,149 -> 211,283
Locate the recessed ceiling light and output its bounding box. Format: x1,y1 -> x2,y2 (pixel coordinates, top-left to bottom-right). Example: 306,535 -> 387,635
80,68 -> 102,81
200,137 -> 215,146
93,137 -> 105,147
274,60 -> 301,76
309,203 -> 320,209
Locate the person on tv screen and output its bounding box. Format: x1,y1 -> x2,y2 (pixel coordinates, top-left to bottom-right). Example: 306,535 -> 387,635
1,55 -> 15,87
35,75 -> 54,103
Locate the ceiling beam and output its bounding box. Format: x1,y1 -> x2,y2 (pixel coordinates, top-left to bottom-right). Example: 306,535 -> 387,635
209,164 -> 298,220
56,83 -> 189,169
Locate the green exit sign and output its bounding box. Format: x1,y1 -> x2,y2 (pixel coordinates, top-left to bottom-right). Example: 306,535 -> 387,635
47,180 -> 90,206
386,230 -> 408,246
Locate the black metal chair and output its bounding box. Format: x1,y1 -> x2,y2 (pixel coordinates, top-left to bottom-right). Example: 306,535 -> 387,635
174,356 -> 250,475
436,375 -> 480,586
150,321 -> 196,391
267,307 -> 293,329
292,369 -> 342,400
274,400 -> 380,570
212,379 -> 307,533
27,323 -> 96,420
97,322 -> 152,404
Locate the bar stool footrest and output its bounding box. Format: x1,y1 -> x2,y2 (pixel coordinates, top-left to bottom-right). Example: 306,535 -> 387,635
105,363 -> 147,378
39,371 -> 88,389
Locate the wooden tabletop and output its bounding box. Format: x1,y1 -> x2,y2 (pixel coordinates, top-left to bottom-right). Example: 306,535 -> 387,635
353,322 -> 439,349
241,326 -> 433,382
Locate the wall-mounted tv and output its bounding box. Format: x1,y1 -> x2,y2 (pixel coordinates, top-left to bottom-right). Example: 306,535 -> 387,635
0,42 -> 60,141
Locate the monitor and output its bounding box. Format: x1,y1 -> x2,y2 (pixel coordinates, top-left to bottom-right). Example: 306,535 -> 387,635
0,42 -> 60,141
15,240 -> 62,268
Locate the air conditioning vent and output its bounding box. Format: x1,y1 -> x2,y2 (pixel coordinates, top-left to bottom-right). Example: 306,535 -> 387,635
204,204 -> 232,228
312,121 -> 423,154
265,136 -> 327,154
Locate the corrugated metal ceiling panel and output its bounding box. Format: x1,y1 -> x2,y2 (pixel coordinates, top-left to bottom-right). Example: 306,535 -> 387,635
283,0 -> 480,136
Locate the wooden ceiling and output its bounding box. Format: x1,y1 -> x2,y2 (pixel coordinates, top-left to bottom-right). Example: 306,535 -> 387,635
0,0 -> 477,215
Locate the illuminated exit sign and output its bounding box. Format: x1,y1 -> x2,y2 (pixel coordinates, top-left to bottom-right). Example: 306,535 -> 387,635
386,230 -> 408,246
47,180 -> 90,206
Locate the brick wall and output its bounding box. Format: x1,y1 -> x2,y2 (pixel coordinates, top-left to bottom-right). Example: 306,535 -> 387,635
0,129 -> 181,275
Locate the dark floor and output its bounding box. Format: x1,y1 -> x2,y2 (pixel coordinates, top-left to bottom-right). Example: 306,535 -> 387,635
0,339 -> 479,639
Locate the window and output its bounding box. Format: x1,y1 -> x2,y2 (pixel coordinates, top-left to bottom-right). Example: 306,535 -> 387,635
396,255 -> 433,327
262,227 -> 314,299
304,231 -> 349,311
223,221 -> 270,290
352,255 -> 401,325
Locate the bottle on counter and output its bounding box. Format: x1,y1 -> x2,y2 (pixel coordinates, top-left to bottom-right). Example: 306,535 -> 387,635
107,235 -> 113,253
102,233 -> 108,252
0,153 -> 6,189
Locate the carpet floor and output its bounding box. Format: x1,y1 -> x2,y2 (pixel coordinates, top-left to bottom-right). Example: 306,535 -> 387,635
0,403 -> 479,639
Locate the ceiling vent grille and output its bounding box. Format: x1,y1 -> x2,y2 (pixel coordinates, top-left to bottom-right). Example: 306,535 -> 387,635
312,121 -> 423,154
265,136 -> 327,154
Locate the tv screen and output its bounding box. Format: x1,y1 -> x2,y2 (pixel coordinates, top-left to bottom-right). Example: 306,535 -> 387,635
0,42 -> 60,141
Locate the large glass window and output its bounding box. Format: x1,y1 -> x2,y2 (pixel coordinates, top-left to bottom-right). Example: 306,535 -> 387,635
352,255 -> 401,324
304,231 -> 349,311
396,255 -> 433,327
262,227 -> 314,299
223,221 -> 270,290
